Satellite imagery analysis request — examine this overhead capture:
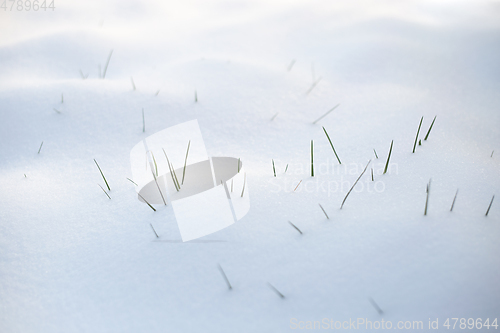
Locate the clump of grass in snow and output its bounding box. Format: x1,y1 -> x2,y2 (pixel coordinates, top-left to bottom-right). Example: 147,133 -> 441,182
37,141 -> 44,154
383,140 -> 393,174
218,264 -> 232,290
97,184 -> 111,199
312,104 -> 340,124
288,221 -> 303,234
319,203 -> 329,219
268,283 -> 285,298
424,179 -> 431,216
413,116 -> 423,153
424,116 -> 437,141
485,195 -> 495,216
340,160 -> 371,209
94,159 -> 110,191
450,189 -> 458,212
322,126 -> 341,164
150,224 -> 159,238
182,140 -> 191,185
311,140 -> 314,177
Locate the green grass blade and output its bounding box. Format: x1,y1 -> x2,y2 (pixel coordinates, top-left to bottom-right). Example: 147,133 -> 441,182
322,126 -> 341,164
383,140 -> 393,174
94,159 -> 110,191
413,116 -> 423,153
424,116 -> 436,141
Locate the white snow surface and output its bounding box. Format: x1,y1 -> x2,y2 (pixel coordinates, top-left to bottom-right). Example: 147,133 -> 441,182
1,0 -> 499,332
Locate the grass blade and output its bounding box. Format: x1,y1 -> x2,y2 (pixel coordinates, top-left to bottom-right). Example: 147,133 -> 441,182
171,162 -> 181,189
383,140 -> 393,174
424,116 -> 437,141
306,77 -> 322,96
94,159 -> 110,191
288,221 -> 303,234
486,195 -> 495,216
268,283 -> 285,298
150,151 -> 158,177
126,177 -> 138,186
369,297 -> 384,315
37,141 -> 44,154
182,140 -> 191,185
373,149 -> 378,159
450,189 -> 458,212
218,264 -> 232,290
413,116 -> 423,153
131,77 -> 136,90
319,203 -> 329,219
312,104 -> 339,124
424,179 -> 431,215
311,140 -> 314,177
340,160 -> 371,209
294,180 -> 302,191
138,193 -> 156,211
287,59 -> 296,72
97,184 -> 111,199
241,172 -> 246,197
150,223 -> 159,238
322,126 -> 341,164
163,149 -> 179,191
272,159 -> 276,177
284,164 -> 288,173
102,50 -> 113,79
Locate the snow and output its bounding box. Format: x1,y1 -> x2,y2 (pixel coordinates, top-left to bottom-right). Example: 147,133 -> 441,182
0,0 -> 499,332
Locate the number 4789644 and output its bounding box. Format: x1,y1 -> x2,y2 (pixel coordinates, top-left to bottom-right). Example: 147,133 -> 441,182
443,318 -> 498,330
1,0 -> 55,11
